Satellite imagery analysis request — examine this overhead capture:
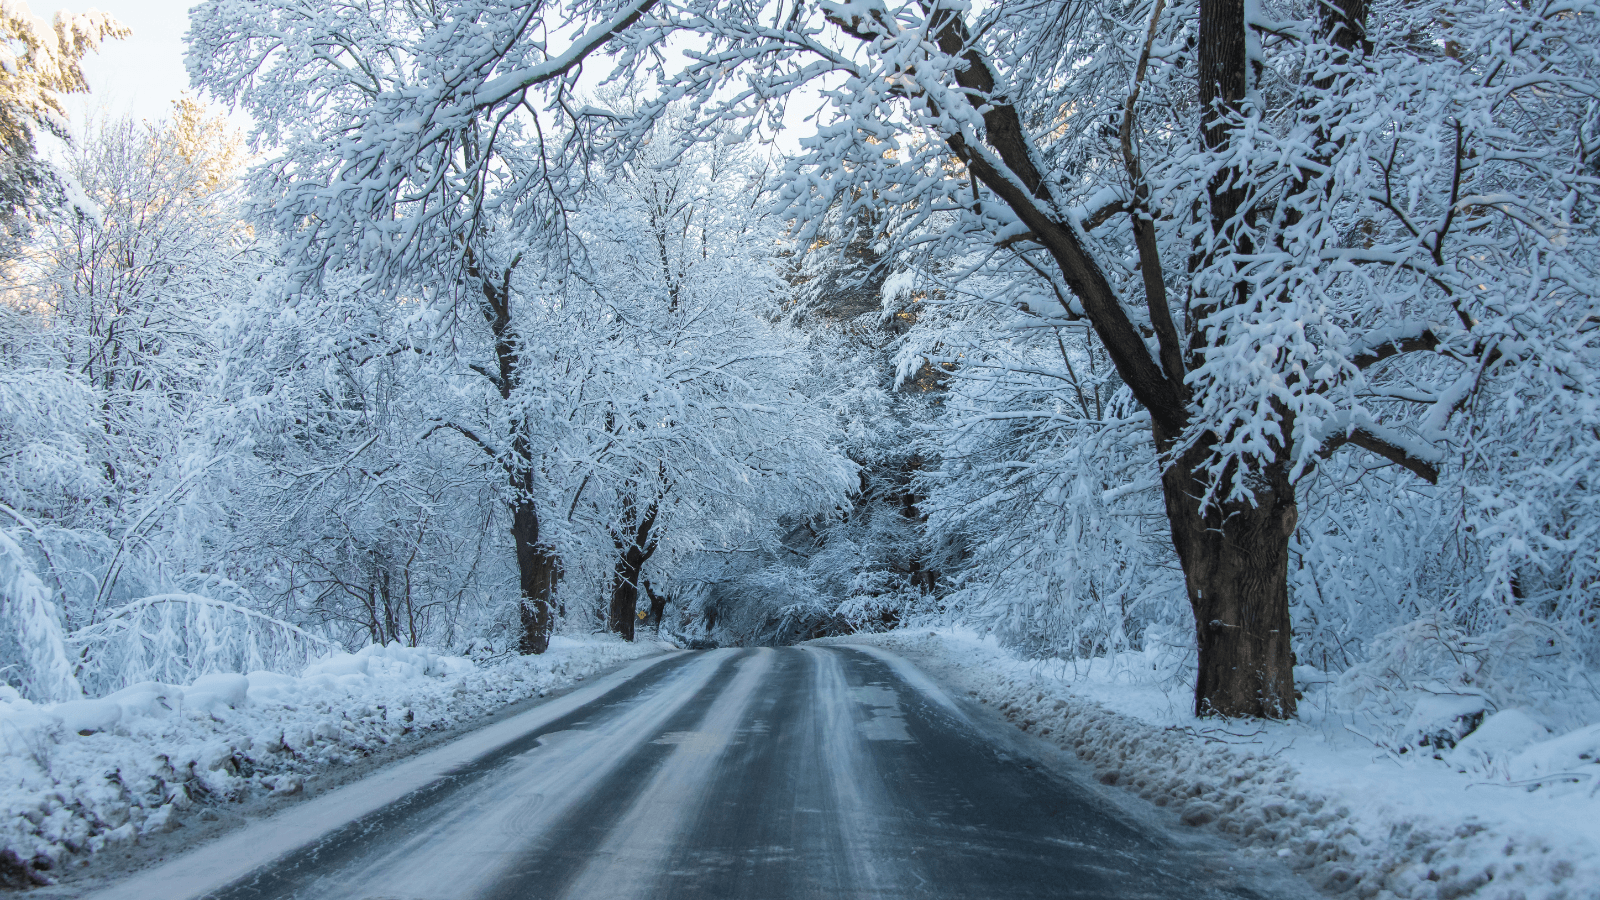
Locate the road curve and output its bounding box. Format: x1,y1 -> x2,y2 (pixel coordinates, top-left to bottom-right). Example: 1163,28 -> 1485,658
89,646 -> 1280,900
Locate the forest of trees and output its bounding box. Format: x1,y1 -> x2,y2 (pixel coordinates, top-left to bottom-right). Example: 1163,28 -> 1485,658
3,0 -> 1598,720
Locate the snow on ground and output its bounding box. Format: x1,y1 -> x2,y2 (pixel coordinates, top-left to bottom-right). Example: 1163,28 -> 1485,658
819,629 -> 1600,900
0,634 -> 667,886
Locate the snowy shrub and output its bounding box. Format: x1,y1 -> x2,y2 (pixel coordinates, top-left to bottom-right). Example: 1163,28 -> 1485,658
68,595 -> 341,697
0,530 -> 80,702
920,375 -> 1185,661
0,367 -> 102,514
1333,610 -> 1596,746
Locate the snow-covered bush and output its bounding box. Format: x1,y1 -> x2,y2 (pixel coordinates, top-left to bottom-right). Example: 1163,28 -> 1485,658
67,595 -> 340,698
0,530 -> 80,703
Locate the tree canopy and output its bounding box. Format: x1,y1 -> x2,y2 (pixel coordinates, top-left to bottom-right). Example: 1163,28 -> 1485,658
0,0 -> 1595,726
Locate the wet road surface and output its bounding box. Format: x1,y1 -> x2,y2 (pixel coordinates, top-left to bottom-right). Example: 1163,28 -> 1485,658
92,646 -> 1286,900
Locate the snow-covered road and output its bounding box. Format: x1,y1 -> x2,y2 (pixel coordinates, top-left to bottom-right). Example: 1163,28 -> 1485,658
84,646 -> 1290,900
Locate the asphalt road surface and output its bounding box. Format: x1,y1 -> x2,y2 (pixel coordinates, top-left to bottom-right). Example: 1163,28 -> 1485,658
91,646 -> 1290,900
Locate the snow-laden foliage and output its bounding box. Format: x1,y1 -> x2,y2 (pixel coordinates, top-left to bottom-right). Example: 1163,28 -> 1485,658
1,81 -> 850,701
187,0 -> 658,291
898,259 -> 1600,722
923,375 -> 1180,661
189,0 -> 861,645
629,0 -> 1600,714
519,127 -> 855,623
67,594 -> 340,698
668,225 -> 944,648
0,365 -> 99,513
0,0 -> 1589,885
0,108 -> 273,698
207,267 -> 513,649
0,530 -> 80,703
0,0 -> 1591,728
184,0 -> 1600,715
0,0 -> 124,248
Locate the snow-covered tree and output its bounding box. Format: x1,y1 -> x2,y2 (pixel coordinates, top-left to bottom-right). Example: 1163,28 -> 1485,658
209,269 -> 511,649
0,0 -> 124,252
0,105 -> 336,697
606,0 -> 1600,716
188,0 -> 1600,716
1,106 -> 253,596
188,0 -> 856,649
188,0 -> 639,652
560,126 -> 854,639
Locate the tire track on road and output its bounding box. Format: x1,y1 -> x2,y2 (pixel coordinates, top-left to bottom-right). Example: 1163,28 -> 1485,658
197,650 -> 726,900
554,648 -> 776,900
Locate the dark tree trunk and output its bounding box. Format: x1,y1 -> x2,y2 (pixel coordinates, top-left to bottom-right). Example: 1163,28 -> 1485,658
607,489 -> 661,643
608,554 -> 642,642
1321,0 -> 1369,56
1196,0 -> 1253,310
461,250 -> 564,655
645,581 -> 667,628
1183,0 -> 1296,717
1161,441 -> 1297,718
512,493 -> 559,654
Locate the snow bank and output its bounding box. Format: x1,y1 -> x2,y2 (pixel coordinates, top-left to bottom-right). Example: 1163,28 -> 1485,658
820,629 -> 1600,900
0,635 -> 664,885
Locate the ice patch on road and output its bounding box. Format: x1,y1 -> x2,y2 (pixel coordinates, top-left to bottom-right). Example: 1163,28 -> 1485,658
653,730 -> 729,752
845,643 -> 969,722
849,684 -> 912,741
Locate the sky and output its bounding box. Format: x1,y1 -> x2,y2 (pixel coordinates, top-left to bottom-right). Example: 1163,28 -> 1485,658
36,0 -> 200,127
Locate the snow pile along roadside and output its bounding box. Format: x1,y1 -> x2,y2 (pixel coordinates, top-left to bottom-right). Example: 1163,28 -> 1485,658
0,635 -> 666,885
819,630 -> 1600,900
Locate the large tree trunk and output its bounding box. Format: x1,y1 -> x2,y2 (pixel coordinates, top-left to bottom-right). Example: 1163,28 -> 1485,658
607,489 -> 661,643
1174,0 -> 1295,718
1161,443 -> 1297,718
608,560 -> 639,642
902,3 -> 1302,717
512,495 -> 559,654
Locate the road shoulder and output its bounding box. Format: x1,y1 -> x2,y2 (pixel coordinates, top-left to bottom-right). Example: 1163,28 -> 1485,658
815,631 -> 1600,900
16,640 -> 678,897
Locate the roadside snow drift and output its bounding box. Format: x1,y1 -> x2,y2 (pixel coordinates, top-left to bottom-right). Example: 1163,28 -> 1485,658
0,635 -> 664,885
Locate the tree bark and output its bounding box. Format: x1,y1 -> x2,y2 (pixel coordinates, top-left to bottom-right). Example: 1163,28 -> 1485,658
608,564 -> 639,642
512,492 -> 559,654
1161,442 -> 1297,718
1162,0 -> 1296,717
464,249 -> 563,655
1196,0 -> 1254,317
607,490 -> 661,642
1321,0 -> 1370,56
